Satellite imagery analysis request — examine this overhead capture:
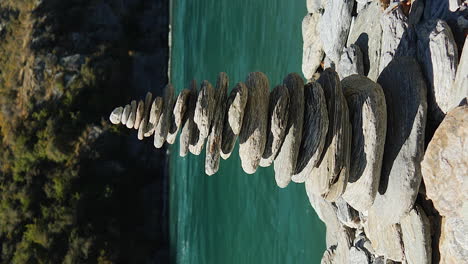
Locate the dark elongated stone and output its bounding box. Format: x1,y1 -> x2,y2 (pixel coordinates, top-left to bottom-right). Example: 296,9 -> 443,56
179,80 -> 198,157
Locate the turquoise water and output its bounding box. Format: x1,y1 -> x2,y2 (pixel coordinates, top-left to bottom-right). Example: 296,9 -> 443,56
169,0 -> 326,263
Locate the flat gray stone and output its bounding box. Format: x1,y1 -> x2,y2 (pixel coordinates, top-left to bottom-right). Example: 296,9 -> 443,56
134,99 -> 144,129
220,82 -> 248,159
194,80 -> 215,141
292,81 -> 328,183
239,72 -> 269,174
274,73 -> 304,187
179,80 -> 199,157
340,75 -> 387,213
206,72 -> 229,175
416,19 -> 459,124
126,100 -> 137,129
145,96 -> 163,137
372,56 -> 427,225
167,88 -> 190,144
154,84 -> 174,148
302,12 -> 324,80
348,0 -> 383,83
308,69 -> 351,201
109,106 -> 123,124
121,104 -> 131,125
260,85 -> 289,168
400,205 -> 432,264
336,44 -> 365,80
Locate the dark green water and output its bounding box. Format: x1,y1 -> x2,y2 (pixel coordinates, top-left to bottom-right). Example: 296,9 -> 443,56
169,0 -> 326,263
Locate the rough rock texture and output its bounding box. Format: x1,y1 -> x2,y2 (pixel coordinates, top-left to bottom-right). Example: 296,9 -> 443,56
308,69 -> 350,201
400,205 -> 432,264
179,80 -> 198,157
109,106 -> 123,124
154,84 -> 174,148
416,19 -> 459,123
260,85 -> 289,167
349,246 -> 369,264
134,99 -> 144,129
318,0 -> 354,63
347,0 -> 382,81
220,82 -> 248,159
206,73 -> 228,175
167,88 -> 190,144
238,72 -> 269,174
194,80 -> 215,140
439,216 -> 468,264
302,13 -> 324,80
421,105 -> 467,218
341,75 -> 387,213
274,73 -> 304,187
451,36 -> 468,109
372,57 -> 427,225
409,0 -> 425,25
334,197 -> 361,229
379,6 -> 409,75
307,0 -> 322,13
121,104 -> 131,125
292,81 -> 328,183
145,96 -> 163,137
126,100 -> 137,129
336,45 -> 365,80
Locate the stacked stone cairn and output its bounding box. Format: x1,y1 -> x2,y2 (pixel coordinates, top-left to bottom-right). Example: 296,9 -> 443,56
109,0 -> 468,263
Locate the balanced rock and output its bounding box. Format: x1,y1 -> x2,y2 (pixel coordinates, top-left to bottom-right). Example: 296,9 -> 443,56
206,72 -> 228,175
302,12 -> 324,80
139,92 -> 153,134
336,45 -> 364,80
167,88 -> 190,144
260,85 -> 289,168
154,84 -> 174,148
372,57 -> 427,225
349,246 -> 369,264
416,19 -> 458,123
189,81 -> 209,155
126,100 -> 137,129
121,104 -> 131,125
451,36 -> 468,109
421,104 -> 467,218
341,75 -> 387,213
400,205 -> 432,264
274,73 -> 304,187
109,106 -> 123,124
134,100 -> 144,130
239,72 -> 269,174
439,216 -> 468,264
179,80 -> 199,157
334,197 -> 361,229
308,69 -> 350,201
145,96 -> 163,137
347,0 -> 383,81
292,81 -> 328,183
318,0 -> 354,64
194,80 -> 215,141
220,82 -> 248,159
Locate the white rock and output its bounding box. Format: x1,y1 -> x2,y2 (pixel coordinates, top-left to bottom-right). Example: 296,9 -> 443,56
336,44 -> 365,80
379,6 -> 408,75
126,100 -> 137,129
302,13 -> 324,80
400,205 -> 432,264
109,106 -> 123,124
121,104 -> 131,125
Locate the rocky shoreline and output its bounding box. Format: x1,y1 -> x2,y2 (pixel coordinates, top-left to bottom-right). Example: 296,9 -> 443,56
109,0 -> 467,263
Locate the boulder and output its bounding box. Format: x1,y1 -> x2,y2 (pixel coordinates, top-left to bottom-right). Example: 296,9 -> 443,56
340,75 -> 387,213
318,0 -> 354,64
109,106 -> 123,124
292,81 -> 328,183
260,85 -> 289,168
421,105 -> 467,218
239,72 -> 269,174
308,69 -> 350,201
336,45 -> 364,80
274,73 -> 304,187
302,13 -> 324,80
416,19 -> 459,124
154,84 -> 174,148
451,36 -> 468,109
126,100 -> 137,129
400,205 -> 432,264
206,73 -> 229,175
439,216 -> 468,264
145,96 -> 163,137
134,99 -> 144,129
220,82 -> 248,160
372,57 -> 427,225
121,104 -> 131,125
179,80 -> 199,157
194,80 -> 215,141
167,88 -> 190,144
347,0 -> 383,84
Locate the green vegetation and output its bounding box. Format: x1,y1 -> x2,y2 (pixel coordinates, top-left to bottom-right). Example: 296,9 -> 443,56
0,0 -> 169,263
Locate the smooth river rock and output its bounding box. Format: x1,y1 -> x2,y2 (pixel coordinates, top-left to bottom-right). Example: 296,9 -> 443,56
341,75 -> 387,213
292,81 -> 328,183
167,88 -> 190,144
347,0 -> 383,81
179,80 -> 199,157
194,80 -> 215,141
372,57 -> 427,225
126,100 -> 137,129
416,19 -> 459,124
134,99 -> 144,130
154,84 -> 174,148
421,105 -> 467,218
121,104 -> 131,125
260,85 -> 289,168
336,44 -> 364,80
302,12 -> 324,80
318,0 -> 354,64
206,72 -> 228,176
238,72 -> 269,174
220,82 -> 248,159
400,205 -> 432,264
139,92 -> 153,135
308,69 -> 351,201
451,35 -> 468,109
274,73 -> 304,187
109,106 -> 123,124
145,96 -> 163,137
